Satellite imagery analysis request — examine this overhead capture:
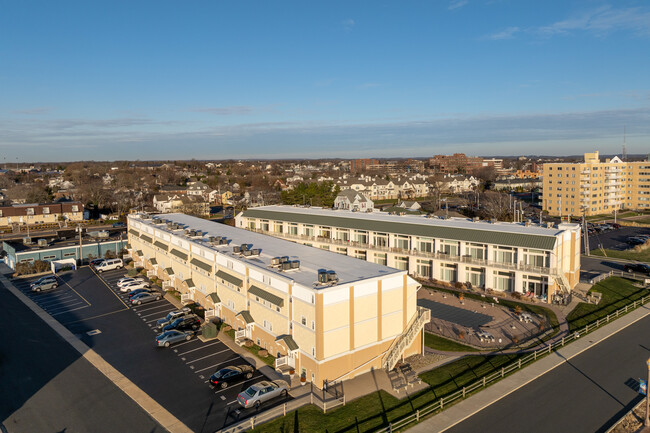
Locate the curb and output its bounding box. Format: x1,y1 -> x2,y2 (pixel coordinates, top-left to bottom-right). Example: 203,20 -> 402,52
0,273 -> 192,433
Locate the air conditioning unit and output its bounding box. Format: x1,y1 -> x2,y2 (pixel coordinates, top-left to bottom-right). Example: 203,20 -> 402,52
318,270 -> 328,284
240,244 -> 249,251
281,262 -> 292,270
280,256 -> 290,263
251,248 -> 261,256
208,236 -> 216,242
37,238 -> 48,247
327,270 -> 338,283
271,257 -> 281,266
290,260 -> 300,269
472,216 -> 480,222
233,246 -> 241,253
242,249 -> 253,257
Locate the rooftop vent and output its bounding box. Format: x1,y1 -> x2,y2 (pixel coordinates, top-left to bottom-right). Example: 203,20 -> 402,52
37,238 -> 48,247
233,245 -> 241,253
472,216 -> 480,222
23,237 -> 32,245
317,269 -> 338,285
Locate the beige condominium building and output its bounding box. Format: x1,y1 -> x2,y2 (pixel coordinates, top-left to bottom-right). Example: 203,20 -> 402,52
127,213 -> 429,386
236,206 -> 582,304
543,151 -> 650,218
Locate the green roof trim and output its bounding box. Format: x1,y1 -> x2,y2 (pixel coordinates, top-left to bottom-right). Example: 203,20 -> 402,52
164,267 -> 174,275
140,234 -> 152,243
242,209 -> 557,250
237,310 -> 254,324
216,270 -> 243,287
149,258 -> 157,265
249,285 -> 284,307
191,257 -> 213,273
276,334 -> 299,351
129,229 -> 140,237
154,240 -> 168,250
207,293 -> 221,304
170,248 -> 188,261
183,279 -> 195,288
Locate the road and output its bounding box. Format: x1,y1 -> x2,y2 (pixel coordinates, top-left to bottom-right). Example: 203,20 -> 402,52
0,276 -> 165,433
444,313 -> 650,433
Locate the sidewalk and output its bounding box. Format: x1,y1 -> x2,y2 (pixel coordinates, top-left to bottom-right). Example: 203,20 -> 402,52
407,302 -> 650,433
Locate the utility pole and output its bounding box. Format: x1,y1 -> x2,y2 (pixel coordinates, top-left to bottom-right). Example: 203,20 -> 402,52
582,207 -> 590,256
78,224 -> 83,265
645,357 -> 650,427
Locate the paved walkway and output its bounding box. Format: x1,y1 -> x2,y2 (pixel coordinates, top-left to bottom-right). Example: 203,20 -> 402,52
0,263 -> 192,433
407,301 -> 650,433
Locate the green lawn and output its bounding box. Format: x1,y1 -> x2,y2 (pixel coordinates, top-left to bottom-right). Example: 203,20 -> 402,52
253,353 -> 525,433
590,247 -> 650,262
566,276 -> 648,332
222,328 -> 276,367
424,332 -> 479,352
625,216 -> 650,225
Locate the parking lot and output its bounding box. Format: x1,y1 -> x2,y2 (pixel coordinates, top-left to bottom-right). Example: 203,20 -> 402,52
584,225 -> 650,253
13,266 -> 289,432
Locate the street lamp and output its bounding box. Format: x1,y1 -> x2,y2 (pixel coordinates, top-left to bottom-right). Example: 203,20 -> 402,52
646,357 -> 650,427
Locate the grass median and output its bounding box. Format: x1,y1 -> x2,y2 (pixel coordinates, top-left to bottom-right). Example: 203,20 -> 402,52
590,247 -> 650,262
424,332 -> 480,352
566,276 -> 647,332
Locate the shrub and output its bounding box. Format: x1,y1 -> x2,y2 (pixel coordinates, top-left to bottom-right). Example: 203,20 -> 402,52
511,292 -> 523,300
454,282 -> 465,290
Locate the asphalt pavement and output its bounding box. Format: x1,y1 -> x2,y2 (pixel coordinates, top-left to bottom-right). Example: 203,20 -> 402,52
7,267 -> 289,433
0,275 -> 165,433
437,311 -> 650,433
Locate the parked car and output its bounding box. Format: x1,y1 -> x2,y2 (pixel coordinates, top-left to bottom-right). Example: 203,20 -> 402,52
119,280 -> 150,292
611,223 -> 621,229
628,237 -> 646,245
112,222 -> 126,228
156,307 -> 193,329
128,288 -> 157,298
624,262 -> 650,275
130,291 -> 162,305
90,258 -> 106,267
117,277 -> 146,288
162,315 -> 202,333
30,275 -> 57,288
31,276 -> 58,292
210,365 -> 255,389
237,380 -> 289,409
95,258 -> 123,272
155,330 -> 193,347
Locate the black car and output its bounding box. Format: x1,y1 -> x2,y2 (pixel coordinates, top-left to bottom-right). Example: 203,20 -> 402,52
156,307 -> 193,329
624,263 -> 650,275
162,315 -> 202,333
628,237 -> 646,246
209,365 -> 255,389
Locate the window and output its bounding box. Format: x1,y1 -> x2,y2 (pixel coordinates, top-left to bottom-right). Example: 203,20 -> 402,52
440,263 -> 457,282
311,320 -> 315,330
417,238 -> 433,253
374,253 -> 387,266
42,207 -> 50,214
440,240 -> 459,256
493,246 -> 515,264
263,320 -> 273,332
394,235 -> 410,250
71,205 -> 79,212
301,316 -> 306,326
64,252 -> 76,257
465,243 -> 485,260
416,259 -> 432,278
43,255 -> 56,260
289,223 -> 298,235
26,208 -> 35,215
312,347 -> 316,357
394,256 -> 408,271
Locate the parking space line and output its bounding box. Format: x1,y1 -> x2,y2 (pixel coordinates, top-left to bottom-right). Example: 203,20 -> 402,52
193,355 -> 244,373
177,341 -> 222,356
61,280 -> 92,308
51,304 -> 91,316
213,374 -> 265,395
45,301 -> 85,312
172,339 -> 201,349
61,307 -> 129,325
140,309 -> 175,319
39,297 -> 80,307
132,302 -> 170,313
186,348 -> 231,364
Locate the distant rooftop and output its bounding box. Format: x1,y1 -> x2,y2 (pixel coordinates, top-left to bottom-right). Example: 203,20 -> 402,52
132,213 -> 403,289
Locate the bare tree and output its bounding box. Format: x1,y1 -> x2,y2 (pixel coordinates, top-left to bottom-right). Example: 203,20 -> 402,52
479,191 -> 512,221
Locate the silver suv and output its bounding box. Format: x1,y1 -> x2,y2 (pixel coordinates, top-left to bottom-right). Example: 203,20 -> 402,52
31,276 -> 59,292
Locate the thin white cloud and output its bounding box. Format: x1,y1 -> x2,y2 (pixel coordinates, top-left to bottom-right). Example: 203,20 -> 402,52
538,5 -> 650,37
188,106 -> 255,115
12,107 -> 54,115
342,18 -> 355,31
448,0 -> 468,10
486,26 -> 520,40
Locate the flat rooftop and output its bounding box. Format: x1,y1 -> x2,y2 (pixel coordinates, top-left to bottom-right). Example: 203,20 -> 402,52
4,230 -> 126,253
240,206 -> 580,250
133,213 -> 402,289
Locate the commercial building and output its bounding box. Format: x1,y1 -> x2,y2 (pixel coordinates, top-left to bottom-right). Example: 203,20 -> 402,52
2,234 -> 127,271
0,202 -> 84,227
127,213 -> 429,386
236,206 -> 582,304
543,151 -> 650,217
428,153 -> 484,174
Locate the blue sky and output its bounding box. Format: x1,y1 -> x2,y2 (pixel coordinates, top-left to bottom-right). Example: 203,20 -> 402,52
1,0 -> 649,162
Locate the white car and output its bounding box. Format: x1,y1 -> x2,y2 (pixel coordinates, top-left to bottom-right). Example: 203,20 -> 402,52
119,280 -> 150,292
117,277 -> 145,288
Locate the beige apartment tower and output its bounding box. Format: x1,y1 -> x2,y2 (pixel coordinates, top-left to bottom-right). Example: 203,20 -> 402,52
543,151 -> 650,218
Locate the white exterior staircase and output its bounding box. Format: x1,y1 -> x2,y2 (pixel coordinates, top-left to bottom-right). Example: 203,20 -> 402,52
383,306 -> 430,371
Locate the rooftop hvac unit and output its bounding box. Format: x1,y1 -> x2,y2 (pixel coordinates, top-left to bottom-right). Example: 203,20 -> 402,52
185,229 -> 191,235
98,230 -> 109,238
290,260 -> 300,269
219,238 -> 228,245
251,248 -> 261,256
318,270 -> 328,284
37,238 -> 48,247
271,257 -> 281,266
327,270 -> 339,283
242,249 -> 253,257
233,245 -> 241,253
281,262 -> 292,271
525,220 -> 531,227
490,219 -> 498,224
240,244 -> 249,251
167,222 -> 174,228
280,256 -> 290,263
546,222 -> 554,229
208,236 -> 216,242
472,216 -> 480,222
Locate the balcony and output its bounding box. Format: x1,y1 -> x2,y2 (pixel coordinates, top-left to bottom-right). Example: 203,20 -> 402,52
275,355 -> 295,373
248,228 -> 558,276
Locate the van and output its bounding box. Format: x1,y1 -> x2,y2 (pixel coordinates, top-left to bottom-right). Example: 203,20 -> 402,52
95,258 -> 123,272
